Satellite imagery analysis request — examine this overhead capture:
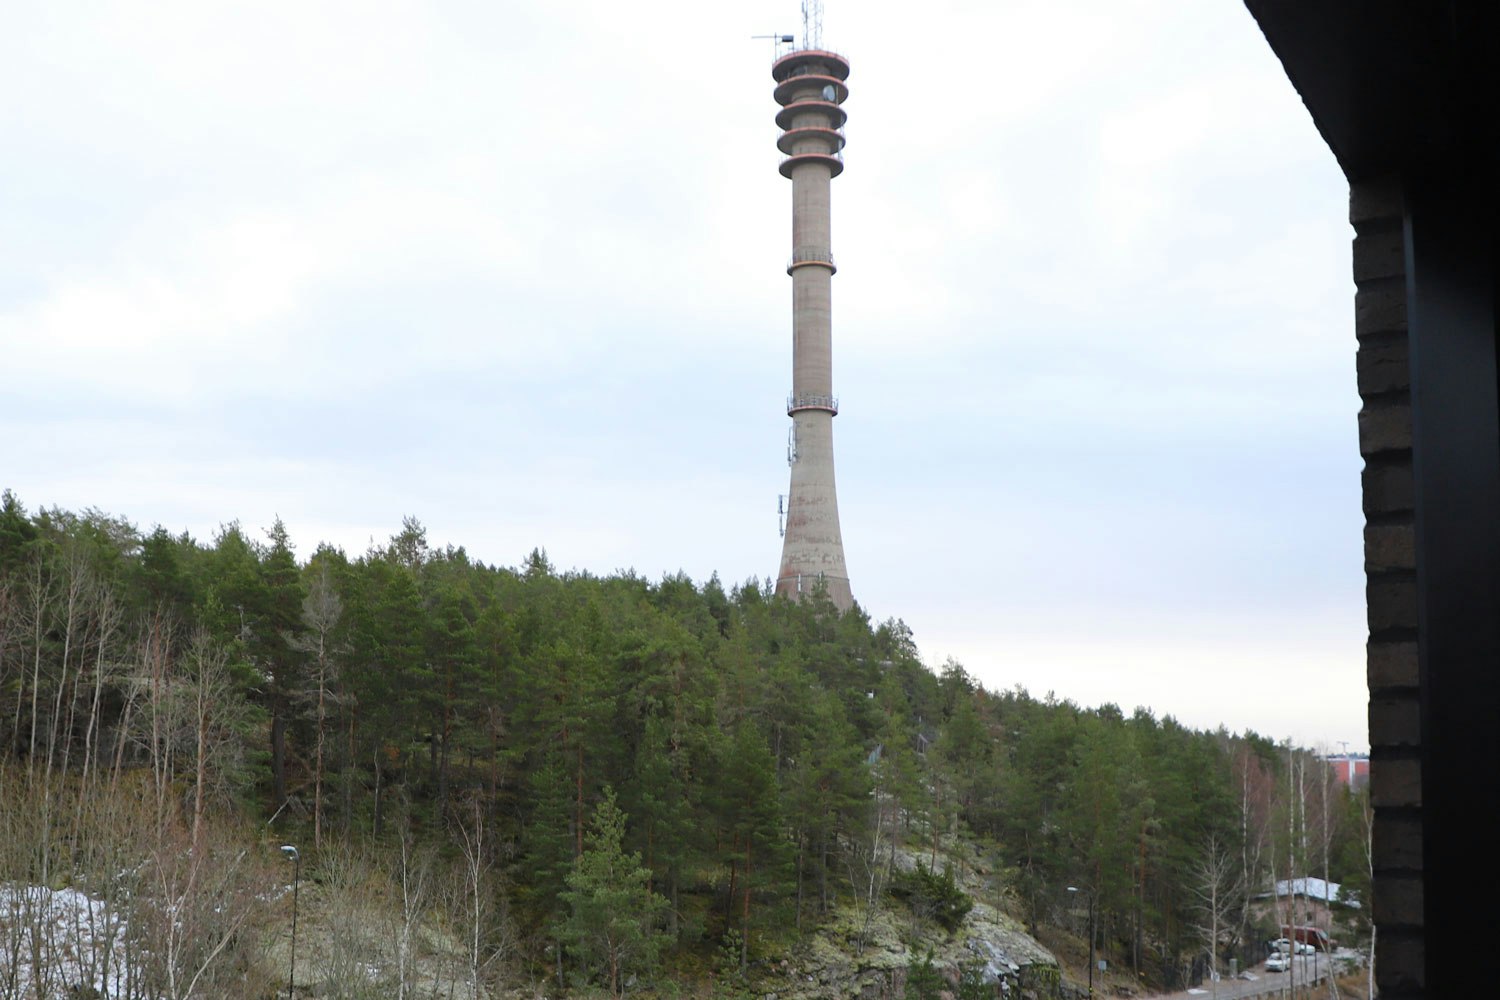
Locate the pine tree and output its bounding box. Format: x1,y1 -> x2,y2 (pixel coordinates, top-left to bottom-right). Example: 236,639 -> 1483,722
562,788 -> 669,996
710,722 -> 784,969
784,689 -> 870,921
904,950 -> 944,1000
626,712 -> 695,938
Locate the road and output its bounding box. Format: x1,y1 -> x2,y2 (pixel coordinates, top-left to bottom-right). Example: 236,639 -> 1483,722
1142,953 -> 1333,999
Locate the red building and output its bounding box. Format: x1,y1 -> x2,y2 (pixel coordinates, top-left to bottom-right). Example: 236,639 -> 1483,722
1326,753 -> 1370,790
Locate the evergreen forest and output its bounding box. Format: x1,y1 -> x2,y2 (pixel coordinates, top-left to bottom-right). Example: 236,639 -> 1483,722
0,492 -> 1372,999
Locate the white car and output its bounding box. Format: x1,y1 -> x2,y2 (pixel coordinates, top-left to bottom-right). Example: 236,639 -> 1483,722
1266,953 -> 1290,973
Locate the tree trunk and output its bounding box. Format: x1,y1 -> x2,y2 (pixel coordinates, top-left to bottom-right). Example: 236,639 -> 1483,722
819,831 -> 829,912
344,708 -> 356,841
271,710 -> 287,809
741,837 -> 752,972
575,741 -> 585,858
373,747 -> 384,838
726,833 -> 738,924
1135,821 -> 1147,976
437,694 -> 451,816
193,678 -> 208,849
795,830 -> 805,933
669,868 -> 680,938
314,676 -> 325,849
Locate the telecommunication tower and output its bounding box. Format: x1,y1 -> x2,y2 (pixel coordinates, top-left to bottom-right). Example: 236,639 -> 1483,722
770,13 -> 853,611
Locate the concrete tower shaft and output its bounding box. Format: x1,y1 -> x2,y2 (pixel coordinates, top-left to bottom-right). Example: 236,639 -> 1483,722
773,48 -> 853,611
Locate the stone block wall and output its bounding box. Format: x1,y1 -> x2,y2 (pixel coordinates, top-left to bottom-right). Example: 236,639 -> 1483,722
1351,174 -> 1423,998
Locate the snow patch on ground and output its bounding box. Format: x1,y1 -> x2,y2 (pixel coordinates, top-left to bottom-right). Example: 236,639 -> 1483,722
0,882 -> 147,999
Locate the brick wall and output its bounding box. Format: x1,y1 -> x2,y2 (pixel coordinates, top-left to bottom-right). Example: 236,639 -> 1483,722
1351,174 -> 1423,998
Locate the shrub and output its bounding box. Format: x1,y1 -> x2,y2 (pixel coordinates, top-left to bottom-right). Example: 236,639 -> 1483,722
889,861 -> 973,932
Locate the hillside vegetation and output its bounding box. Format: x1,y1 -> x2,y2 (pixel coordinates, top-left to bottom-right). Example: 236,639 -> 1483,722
0,493 -> 1370,998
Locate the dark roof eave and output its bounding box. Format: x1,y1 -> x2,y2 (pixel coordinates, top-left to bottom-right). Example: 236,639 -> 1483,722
1243,0 -> 1499,182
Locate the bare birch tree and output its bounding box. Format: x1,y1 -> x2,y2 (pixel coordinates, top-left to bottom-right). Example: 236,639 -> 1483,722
318,846 -> 383,1000
139,818 -> 267,1000
184,629 -> 257,847
1361,790 -> 1375,1000
846,751 -> 899,955
390,813 -> 434,1000
19,553 -> 58,777
289,562 -> 344,850
452,795 -> 510,998
1189,833 -> 1243,998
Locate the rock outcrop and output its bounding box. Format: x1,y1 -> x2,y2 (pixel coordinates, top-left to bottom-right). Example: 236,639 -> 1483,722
754,844 -> 1060,1000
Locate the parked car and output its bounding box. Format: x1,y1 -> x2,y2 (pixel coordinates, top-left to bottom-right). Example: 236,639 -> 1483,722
1270,938 -> 1316,956
1266,953 -> 1290,973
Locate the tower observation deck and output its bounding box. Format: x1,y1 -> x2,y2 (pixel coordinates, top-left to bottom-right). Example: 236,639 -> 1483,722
773,47 -> 854,611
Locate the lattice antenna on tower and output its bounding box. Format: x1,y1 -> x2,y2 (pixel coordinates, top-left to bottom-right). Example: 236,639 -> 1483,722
801,0 -> 823,50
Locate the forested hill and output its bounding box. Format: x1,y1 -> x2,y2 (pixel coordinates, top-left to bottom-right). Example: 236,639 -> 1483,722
0,493 -> 1370,997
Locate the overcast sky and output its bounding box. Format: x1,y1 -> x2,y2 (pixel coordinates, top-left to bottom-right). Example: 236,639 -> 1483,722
2,1 -> 1367,753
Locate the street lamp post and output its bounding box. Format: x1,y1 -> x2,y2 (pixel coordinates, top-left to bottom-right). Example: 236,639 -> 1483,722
281,844 -> 300,1000
1067,886 -> 1095,999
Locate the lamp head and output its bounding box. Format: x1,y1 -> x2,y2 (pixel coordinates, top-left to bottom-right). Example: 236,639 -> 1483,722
281,844 -> 299,860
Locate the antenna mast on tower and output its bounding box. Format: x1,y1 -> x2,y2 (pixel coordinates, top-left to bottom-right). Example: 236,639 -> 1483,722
801,0 -> 823,49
